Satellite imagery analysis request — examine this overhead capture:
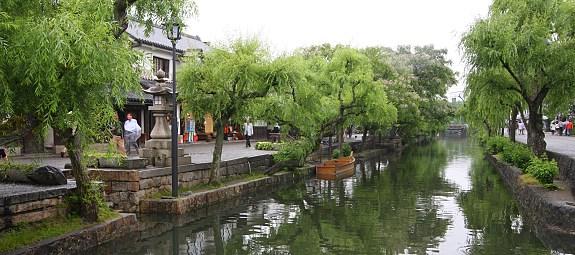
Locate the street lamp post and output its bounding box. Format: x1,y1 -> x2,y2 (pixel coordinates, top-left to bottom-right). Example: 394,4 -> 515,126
167,23 -> 181,198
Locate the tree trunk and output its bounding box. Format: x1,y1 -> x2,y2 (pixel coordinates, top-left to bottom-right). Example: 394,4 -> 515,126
65,131 -> 98,222
527,101 -> 546,156
212,214 -> 225,255
328,133 -> 333,158
361,128 -> 368,149
509,107 -> 518,142
318,131 -> 323,163
209,119 -> 225,184
338,125 -> 344,153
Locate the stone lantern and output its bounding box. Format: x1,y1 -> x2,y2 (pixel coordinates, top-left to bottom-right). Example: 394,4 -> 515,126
140,70 -> 191,167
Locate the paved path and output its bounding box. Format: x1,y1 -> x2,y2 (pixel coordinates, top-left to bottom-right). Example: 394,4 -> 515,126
514,132 -> 575,158
0,181 -> 76,199
10,142 -> 274,169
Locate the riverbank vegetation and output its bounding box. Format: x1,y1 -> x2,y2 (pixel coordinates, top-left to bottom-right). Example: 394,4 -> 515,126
461,0 -> 575,156
484,137 -> 558,188
179,41 -> 456,181
0,204 -> 118,253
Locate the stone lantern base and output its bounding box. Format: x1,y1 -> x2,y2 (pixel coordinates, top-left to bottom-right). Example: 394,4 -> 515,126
140,139 -> 192,167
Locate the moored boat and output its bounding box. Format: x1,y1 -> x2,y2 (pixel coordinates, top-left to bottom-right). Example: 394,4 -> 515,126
316,152 -> 356,180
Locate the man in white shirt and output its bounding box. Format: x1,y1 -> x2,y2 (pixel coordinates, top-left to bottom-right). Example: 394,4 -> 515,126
244,120 -> 254,148
124,113 -> 142,156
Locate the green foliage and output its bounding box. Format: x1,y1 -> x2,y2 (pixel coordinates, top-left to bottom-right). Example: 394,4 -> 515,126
485,136 -> 511,154
525,157 -> 558,185
0,208 -> 118,253
255,142 -> 274,151
0,161 -> 39,181
341,143 -> 352,157
461,0 -> 575,154
273,139 -> 313,166
519,174 -> 540,186
500,143 -> 534,171
66,181 -> 108,215
332,149 -> 341,159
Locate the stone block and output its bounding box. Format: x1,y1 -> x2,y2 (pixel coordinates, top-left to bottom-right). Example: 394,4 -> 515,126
112,182 -> 129,192
6,197 -> 63,215
139,178 -> 155,190
125,158 -> 148,169
127,182 -> 140,192
11,207 -> 59,225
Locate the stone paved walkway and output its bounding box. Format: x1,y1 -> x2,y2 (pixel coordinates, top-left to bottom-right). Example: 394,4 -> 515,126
514,132 -> 575,158
0,181 -> 76,199
10,142 -> 274,169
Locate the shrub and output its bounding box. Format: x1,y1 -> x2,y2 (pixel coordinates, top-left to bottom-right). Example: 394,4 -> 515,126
255,142 -> 274,151
525,157 -> 558,185
332,149 -> 341,159
485,136 -> 511,154
0,161 -> 39,182
341,143 -> 352,157
501,143 -> 534,171
273,139 -> 313,166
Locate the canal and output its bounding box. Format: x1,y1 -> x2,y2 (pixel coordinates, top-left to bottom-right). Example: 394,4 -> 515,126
89,139 -> 561,254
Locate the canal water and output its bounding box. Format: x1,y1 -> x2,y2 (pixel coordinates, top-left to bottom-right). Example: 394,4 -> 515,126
89,139 -> 561,255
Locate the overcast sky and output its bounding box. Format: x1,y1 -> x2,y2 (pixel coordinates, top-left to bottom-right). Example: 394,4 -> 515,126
186,0 -> 493,96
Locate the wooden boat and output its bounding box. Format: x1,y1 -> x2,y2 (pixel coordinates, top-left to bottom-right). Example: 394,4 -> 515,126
316,152 -> 356,180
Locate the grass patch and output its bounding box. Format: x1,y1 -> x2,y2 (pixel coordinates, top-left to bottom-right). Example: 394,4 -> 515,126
147,172 -> 268,199
0,210 -> 119,253
519,174 -> 540,186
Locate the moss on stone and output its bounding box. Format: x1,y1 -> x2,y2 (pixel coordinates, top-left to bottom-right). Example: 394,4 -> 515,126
0,209 -> 119,253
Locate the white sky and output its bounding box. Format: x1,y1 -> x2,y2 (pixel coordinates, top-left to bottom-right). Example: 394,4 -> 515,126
186,0 -> 492,96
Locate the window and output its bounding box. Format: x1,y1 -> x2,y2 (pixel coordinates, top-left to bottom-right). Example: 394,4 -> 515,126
153,57 -> 170,78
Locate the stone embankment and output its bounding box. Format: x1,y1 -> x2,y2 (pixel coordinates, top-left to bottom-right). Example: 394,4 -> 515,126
485,154 -> 575,246
0,182 -> 76,230
6,213 -> 137,255
140,166 -> 314,215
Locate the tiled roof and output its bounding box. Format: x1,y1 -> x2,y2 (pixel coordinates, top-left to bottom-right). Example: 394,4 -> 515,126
126,22 -> 210,53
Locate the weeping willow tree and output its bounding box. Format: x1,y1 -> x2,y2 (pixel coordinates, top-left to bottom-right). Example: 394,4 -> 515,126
463,68 -> 524,141
179,39 -> 304,183
0,0 -> 195,221
325,48 -> 397,152
462,0 -> 575,155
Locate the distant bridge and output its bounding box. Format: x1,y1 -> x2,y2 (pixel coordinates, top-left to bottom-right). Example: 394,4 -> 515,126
444,124 -> 467,137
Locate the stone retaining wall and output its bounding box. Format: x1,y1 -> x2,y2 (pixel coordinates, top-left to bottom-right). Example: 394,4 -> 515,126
546,151 -> 575,193
0,183 -> 75,230
92,155 -> 273,212
7,213 -> 138,255
485,154 -> 575,235
140,167 -> 314,215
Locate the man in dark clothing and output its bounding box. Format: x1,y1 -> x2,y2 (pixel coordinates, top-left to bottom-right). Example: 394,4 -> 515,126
111,113 -> 126,155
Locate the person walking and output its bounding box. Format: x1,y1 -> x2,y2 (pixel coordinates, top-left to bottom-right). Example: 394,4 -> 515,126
244,119 -> 254,148
110,113 -> 126,155
558,118 -> 565,136
551,120 -> 557,135
518,121 -> 525,135
124,113 -> 142,156
567,119 -> 573,136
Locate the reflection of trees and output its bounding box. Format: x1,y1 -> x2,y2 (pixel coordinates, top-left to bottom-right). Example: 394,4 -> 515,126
458,153 -> 550,255
218,141 -> 457,254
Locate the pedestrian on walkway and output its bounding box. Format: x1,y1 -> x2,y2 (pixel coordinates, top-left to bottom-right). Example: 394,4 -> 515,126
124,113 -> 141,156
551,120 -> 557,135
110,113 -> 126,155
244,119 -> 253,148
518,120 -> 525,135
567,119 -> 573,136
558,118 -> 565,136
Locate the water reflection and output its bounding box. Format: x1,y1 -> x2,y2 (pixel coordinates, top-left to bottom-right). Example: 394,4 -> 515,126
89,139 -> 565,255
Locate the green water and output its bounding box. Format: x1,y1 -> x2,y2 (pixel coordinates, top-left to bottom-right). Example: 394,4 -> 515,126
90,139 -> 563,255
